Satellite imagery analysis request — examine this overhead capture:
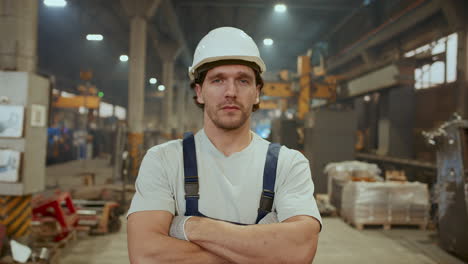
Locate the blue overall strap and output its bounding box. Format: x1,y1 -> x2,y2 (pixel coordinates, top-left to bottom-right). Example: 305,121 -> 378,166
183,132 -> 202,216
255,143 -> 281,224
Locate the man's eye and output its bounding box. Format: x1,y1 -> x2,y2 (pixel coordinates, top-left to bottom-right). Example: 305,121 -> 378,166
212,79 -> 222,83
240,79 -> 249,84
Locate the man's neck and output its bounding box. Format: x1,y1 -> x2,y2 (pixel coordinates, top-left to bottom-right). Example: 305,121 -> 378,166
203,118 -> 252,157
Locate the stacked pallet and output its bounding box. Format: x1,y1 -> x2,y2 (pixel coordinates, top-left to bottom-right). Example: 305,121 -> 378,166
341,181 -> 429,230
325,161 -> 382,213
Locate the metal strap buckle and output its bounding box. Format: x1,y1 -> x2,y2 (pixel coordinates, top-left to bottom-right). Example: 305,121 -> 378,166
185,194 -> 200,199
184,182 -> 199,197
259,191 -> 274,211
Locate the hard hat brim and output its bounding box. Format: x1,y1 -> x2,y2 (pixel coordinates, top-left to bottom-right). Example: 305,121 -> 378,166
189,55 -> 266,81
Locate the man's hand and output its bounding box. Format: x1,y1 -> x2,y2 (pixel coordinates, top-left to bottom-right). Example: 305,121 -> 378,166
169,216 -> 193,241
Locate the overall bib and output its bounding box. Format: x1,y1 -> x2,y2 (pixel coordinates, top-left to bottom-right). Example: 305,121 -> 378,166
182,132 -> 280,224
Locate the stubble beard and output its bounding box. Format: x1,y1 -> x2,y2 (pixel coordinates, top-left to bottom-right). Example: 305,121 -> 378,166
206,102 -> 252,131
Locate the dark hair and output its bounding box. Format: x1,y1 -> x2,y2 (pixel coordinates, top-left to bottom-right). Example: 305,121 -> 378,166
190,60 -> 264,112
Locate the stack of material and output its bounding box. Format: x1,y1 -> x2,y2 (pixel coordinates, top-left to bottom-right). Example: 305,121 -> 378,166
341,181 -> 429,229
324,161 -> 382,213
74,200 -> 123,235
385,170 -> 407,182
315,194 -> 337,216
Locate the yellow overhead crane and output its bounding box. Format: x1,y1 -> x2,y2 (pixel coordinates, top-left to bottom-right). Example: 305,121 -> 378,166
260,51 -> 345,119
297,55 -> 311,120
260,81 -> 293,111
52,72 -> 101,109
53,95 -> 100,109
262,82 -> 294,98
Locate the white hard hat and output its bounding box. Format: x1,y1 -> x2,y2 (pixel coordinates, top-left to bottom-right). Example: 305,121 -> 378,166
188,27 -> 266,81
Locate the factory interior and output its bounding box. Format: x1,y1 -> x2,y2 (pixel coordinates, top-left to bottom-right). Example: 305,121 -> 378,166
1,0 -> 468,263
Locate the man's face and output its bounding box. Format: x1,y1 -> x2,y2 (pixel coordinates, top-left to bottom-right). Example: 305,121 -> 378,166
195,64 -> 260,130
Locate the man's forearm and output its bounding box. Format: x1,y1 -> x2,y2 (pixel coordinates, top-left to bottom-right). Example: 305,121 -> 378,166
128,228 -> 230,264
185,216 -> 320,264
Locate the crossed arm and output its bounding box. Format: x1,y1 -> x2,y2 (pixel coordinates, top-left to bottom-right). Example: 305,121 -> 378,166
127,210 -> 320,264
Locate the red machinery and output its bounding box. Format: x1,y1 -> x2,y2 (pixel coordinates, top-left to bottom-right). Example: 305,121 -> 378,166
32,191 -> 78,242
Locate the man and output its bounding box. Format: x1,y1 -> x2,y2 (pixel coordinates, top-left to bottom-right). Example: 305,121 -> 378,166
127,27 -> 322,264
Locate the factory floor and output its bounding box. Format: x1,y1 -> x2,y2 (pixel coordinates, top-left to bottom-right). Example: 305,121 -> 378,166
46,158 -> 466,264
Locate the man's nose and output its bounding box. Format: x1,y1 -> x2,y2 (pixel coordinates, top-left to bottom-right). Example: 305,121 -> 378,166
224,80 -> 237,98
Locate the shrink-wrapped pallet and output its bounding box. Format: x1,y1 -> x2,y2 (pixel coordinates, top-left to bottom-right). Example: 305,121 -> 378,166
341,181 -> 429,229
324,161 -> 382,212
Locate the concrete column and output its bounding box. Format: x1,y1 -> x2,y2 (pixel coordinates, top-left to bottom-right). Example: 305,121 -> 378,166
170,79 -> 179,134
0,0 -> 38,72
376,85 -> 415,159
184,86 -> 203,133
162,61 -> 174,136
127,16 -> 147,178
174,80 -> 187,136
184,86 -> 193,131
457,26 -> 468,118
157,41 -> 181,138
0,1 -> 41,241
441,0 -> 468,118
121,0 -> 161,178
128,16 -> 147,135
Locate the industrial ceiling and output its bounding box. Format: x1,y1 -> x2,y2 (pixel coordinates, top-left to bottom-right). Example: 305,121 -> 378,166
37,0 -> 364,106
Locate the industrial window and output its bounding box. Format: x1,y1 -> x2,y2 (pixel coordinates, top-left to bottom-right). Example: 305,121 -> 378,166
405,33 -> 458,89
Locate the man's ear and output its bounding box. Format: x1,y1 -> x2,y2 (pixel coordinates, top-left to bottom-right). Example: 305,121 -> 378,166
195,84 -> 204,104
255,85 -> 260,104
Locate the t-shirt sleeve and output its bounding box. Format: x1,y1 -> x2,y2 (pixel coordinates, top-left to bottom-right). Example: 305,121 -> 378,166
126,147 -> 175,217
274,149 -> 322,229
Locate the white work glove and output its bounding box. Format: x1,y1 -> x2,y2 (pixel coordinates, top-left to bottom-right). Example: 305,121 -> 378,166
258,212 -> 279,224
169,215 -> 193,241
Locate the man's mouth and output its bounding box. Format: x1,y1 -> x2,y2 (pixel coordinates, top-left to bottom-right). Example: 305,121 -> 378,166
221,105 -> 240,110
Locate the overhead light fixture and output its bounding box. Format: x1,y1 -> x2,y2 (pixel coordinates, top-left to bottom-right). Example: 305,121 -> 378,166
149,78 -> 157,85
263,38 -> 274,46
120,55 -> 129,62
158,85 -> 165,91
364,95 -> 371,102
44,0 -> 67,7
274,3 -> 287,13
86,34 -> 103,41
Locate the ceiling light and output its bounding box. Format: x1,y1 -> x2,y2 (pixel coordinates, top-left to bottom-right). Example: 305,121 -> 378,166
86,34 -> 103,41
274,4 -> 287,13
158,85 -> 165,91
149,78 -> 157,85
120,55 -> 129,62
263,38 -> 274,46
44,0 -> 67,7
364,95 -> 371,102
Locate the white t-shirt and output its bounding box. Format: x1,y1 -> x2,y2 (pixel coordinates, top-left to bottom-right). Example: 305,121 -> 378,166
128,129 -> 322,225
